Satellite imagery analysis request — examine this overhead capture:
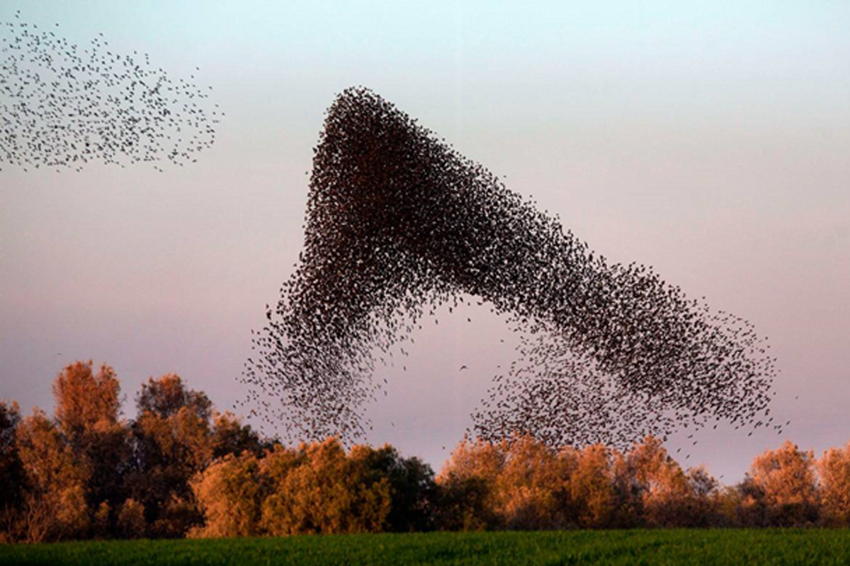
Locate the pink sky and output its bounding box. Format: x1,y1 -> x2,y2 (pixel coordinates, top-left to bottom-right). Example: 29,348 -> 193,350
1,1 -> 849,481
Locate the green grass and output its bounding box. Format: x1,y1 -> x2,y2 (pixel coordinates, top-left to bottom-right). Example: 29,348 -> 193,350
3,530 -> 850,566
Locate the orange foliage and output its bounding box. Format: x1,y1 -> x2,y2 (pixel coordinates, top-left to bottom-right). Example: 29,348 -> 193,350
190,453 -> 263,538
435,439 -> 506,530
53,361 -> 120,440
117,498 -> 146,539
137,374 -> 211,421
15,409 -> 90,541
818,443 -> 850,526
625,437 -> 692,527
259,439 -> 392,535
744,440 -> 818,526
495,436 -> 569,529
569,444 -> 616,528
14,359 -> 850,540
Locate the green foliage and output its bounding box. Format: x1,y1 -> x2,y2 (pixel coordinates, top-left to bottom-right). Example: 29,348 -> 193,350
5,530 -> 850,566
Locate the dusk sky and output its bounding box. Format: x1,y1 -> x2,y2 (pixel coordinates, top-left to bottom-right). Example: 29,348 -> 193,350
1,0 -> 848,482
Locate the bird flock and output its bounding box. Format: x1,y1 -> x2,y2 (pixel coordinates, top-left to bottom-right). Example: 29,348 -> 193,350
0,11 -> 220,172
0,12 -> 779,451
241,87 -> 779,450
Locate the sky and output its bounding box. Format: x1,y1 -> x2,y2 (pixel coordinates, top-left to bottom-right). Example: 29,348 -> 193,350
1,0 -> 848,482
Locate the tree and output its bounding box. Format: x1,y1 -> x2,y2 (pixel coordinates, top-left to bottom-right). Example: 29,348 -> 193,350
435,439 -> 505,530
624,436 -> 693,527
569,444 -> 615,528
714,484 -> 744,527
345,444 -> 436,532
260,439 -> 391,535
684,465 -> 723,527
125,374 -> 214,537
744,441 -> 819,526
211,411 -> 270,460
190,453 -> 263,538
345,444 -> 396,532
494,436 -> 568,530
15,409 -> 90,541
136,373 -> 211,421
117,498 -> 146,539
259,445 -> 304,536
0,402 -> 23,511
53,361 -> 120,440
818,443 -> 850,526
0,401 -> 24,542
53,361 -> 129,533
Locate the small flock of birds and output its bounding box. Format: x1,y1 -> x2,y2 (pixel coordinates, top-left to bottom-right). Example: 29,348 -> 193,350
0,11 -> 220,172
241,87 -> 779,450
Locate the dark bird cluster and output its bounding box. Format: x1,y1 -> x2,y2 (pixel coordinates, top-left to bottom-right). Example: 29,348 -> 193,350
0,11 -> 220,172
241,87 -> 778,450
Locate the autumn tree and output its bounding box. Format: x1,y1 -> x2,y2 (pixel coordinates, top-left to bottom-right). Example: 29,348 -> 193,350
569,444 -> 616,528
623,437 -> 694,527
713,484 -> 744,527
125,374 -> 214,537
684,465 -> 723,527
190,440 -> 435,538
0,402 -> 23,507
53,361 -> 121,440
435,439 -> 505,530
607,450 -> 641,528
24,358 -> 850,538
116,498 -> 147,539
136,373 -> 212,420
258,439 -> 392,535
743,441 -> 819,526
345,444 -> 436,532
345,444 -> 396,532
258,444 -> 305,535
494,436 -> 569,530
53,361 -> 130,533
818,443 -> 850,526
211,411 -> 270,460
190,452 -> 264,538
126,373 -> 268,537
15,409 -> 90,542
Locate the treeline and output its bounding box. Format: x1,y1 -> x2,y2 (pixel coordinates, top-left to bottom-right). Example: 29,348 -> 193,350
0,361 -> 271,543
2,361 -> 850,543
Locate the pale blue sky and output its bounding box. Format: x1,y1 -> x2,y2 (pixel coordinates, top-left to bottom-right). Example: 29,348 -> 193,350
1,1 -> 848,480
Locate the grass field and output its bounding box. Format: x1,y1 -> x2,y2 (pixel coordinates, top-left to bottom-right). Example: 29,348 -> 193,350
3,529 -> 850,566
